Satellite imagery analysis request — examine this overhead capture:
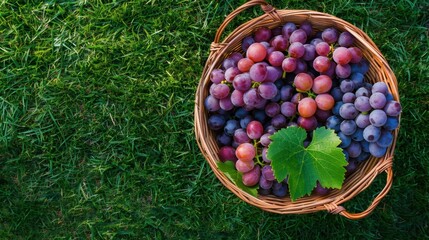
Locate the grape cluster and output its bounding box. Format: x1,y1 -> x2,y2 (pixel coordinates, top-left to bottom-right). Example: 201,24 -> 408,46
205,21 -> 401,197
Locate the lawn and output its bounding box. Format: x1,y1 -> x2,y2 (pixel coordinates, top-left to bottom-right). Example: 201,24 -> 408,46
0,0 -> 428,239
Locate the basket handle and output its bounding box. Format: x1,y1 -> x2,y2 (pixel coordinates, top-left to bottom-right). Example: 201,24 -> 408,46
327,167 -> 394,220
213,0 -> 275,43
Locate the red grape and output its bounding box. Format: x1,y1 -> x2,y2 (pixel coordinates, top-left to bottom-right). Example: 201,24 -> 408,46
298,97 -> 317,117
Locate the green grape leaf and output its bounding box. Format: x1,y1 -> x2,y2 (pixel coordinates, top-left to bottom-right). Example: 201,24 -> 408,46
267,127 -> 347,201
217,161 -> 258,197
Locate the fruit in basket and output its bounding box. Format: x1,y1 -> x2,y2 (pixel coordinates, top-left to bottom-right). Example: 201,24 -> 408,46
205,21 -> 401,199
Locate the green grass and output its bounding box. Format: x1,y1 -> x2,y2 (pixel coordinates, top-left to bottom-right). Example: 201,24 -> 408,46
0,0 -> 428,239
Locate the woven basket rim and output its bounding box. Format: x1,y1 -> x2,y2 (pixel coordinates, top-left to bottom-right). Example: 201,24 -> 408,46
194,3 -> 400,220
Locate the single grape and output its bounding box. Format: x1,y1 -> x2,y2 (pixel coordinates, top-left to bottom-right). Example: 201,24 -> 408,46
351,127 -> 364,141
220,96 -> 234,111
332,101 -> 344,116
208,114 -> 226,131
242,165 -> 261,186
350,58 -> 369,75
354,96 -> 372,112
361,140 -> 370,153
260,133 -> 272,147
262,165 -> 275,181
330,87 -> 344,102
294,72 -> 313,92
377,130 -> 393,148
383,116 -> 399,131
298,97 -> 317,117
355,86 -> 371,97
237,58 -> 254,72
218,146 -> 237,162
239,115 -> 253,129
347,141 -> 362,158
363,125 -> 381,142
258,82 -> 278,100
281,101 -> 297,117
340,120 -> 357,135
300,20 -> 313,36
315,41 -> 330,56
234,107 -> 249,119
297,116 -> 318,131
246,42 -> 267,62
372,82 -> 388,94
354,113 -> 369,129
321,27 -> 339,44
270,35 -> 289,51
335,64 -> 351,78
291,92 -> 304,104
326,115 -> 342,132
268,51 -> 285,67
210,69 -> 225,84
369,92 -> 387,109
253,109 -> 267,123
321,61 -> 336,78
338,131 -> 352,148
222,57 -> 236,70
340,79 -> 355,93
235,159 -> 255,173
282,57 -> 297,72
224,67 -> 241,82
313,56 -> 331,73
288,42 -> 305,58
231,90 -> 245,107
315,93 -> 335,111
265,102 -> 280,117
339,103 -> 359,119
254,27 -> 272,42
232,73 -> 251,92
354,151 -> 370,162
312,75 -> 332,94
350,72 -> 365,90
333,47 -> 352,65
369,109 -> 387,127
369,143 -> 387,158
265,66 -> 282,82
280,85 -> 294,101
302,44 -> 316,61
271,114 -> 287,129
338,31 -> 354,47
204,95 -> 220,112
289,29 -> 307,44
313,182 -> 329,195
384,100 -> 402,117
246,120 -> 264,140
315,109 -> 332,123
249,62 -> 268,82
233,128 -> 251,144
272,181 -> 288,197
293,58 -> 308,74
235,142 -> 256,162
243,88 -> 263,107
310,37 -> 323,45
262,147 -> 271,163
211,83 -> 230,99
342,92 -> 356,103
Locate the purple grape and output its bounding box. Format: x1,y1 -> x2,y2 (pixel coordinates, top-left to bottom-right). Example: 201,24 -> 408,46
260,133 -> 272,147
234,107 -> 249,119
270,35 -> 289,51
369,142 -> 387,158
233,128 -> 250,144
338,31 -> 354,47
293,58 -> 308,74
249,63 -> 268,82
224,67 -> 241,82
331,87 -> 344,102
338,131 -> 352,148
346,141 -> 362,158
232,73 -> 251,92
340,120 -> 357,135
321,27 -> 339,44
268,51 -> 285,67
383,116 -> 399,131
243,88 -> 263,107
339,103 -> 359,119
262,147 -> 271,163
361,140 -> 370,153
271,114 -> 287,129
303,44 -> 316,61
372,82 -> 388,94
253,109 -> 267,123
342,92 -> 356,103
369,109 -> 387,127
229,52 -> 243,62
355,113 -> 370,128
280,85 -> 294,101
219,95 -> 234,111
336,64 -> 351,78
332,101 -> 344,116
258,82 -> 278,100
354,96 -> 372,112
239,115 -> 253,128
265,102 -> 280,117
210,69 -> 225,84
350,72 -> 364,89
208,114 -> 226,131
377,130 -> 393,148
272,181 -> 288,197
288,42 -> 305,58
369,92 -> 387,109
310,37 -> 323,46
354,151 -> 370,162
363,125 -> 381,142
204,95 -> 220,112
326,115 -> 342,132
222,57 -> 236,70
300,21 -> 313,36
289,29 -> 307,44
242,165 -> 260,186
355,87 -> 371,97
340,79 -> 355,93
262,165 -> 275,181
231,90 -> 245,107
282,57 -> 297,72
315,41 -> 331,56
280,101 -> 297,117
211,83 -> 230,99
384,101 -> 402,116
350,59 -> 369,75
351,128 -> 364,142
224,119 -> 240,136
217,133 -> 232,146
254,27 -> 272,42
241,36 -> 255,52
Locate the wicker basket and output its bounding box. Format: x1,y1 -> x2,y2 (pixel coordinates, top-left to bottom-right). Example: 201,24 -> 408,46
194,0 -> 400,220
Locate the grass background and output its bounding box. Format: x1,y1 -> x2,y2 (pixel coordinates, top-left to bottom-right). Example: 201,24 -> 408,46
0,0 -> 428,239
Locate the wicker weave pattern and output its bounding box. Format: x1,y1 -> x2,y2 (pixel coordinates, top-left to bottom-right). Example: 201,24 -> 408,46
194,0 -> 400,220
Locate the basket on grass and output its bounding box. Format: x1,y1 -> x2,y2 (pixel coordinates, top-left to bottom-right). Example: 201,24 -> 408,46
194,0 -> 400,219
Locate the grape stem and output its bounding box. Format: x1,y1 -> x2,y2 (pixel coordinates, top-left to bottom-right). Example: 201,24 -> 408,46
253,139 -> 264,166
